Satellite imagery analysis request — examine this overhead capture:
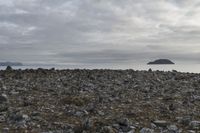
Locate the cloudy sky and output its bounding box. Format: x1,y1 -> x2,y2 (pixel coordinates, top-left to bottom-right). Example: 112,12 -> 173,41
0,0 -> 200,67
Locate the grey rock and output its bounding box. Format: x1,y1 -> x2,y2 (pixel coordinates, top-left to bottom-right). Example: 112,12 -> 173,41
167,125 -> 180,133
2,127 -> 9,133
117,118 -> 132,132
187,130 -> 196,133
0,94 -> 8,104
176,116 -> 192,126
151,123 -> 157,129
127,130 -> 135,133
9,91 -> 19,95
189,121 -> 200,130
9,112 -> 30,123
112,124 -> 120,130
0,104 -> 8,112
82,118 -> 93,130
153,120 -> 169,128
0,80 -> 2,86
46,129 -> 74,133
100,126 -> 116,133
140,128 -> 154,133
97,110 -> 105,116
118,118 -> 130,127
0,115 -> 6,122
75,111 -> 84,117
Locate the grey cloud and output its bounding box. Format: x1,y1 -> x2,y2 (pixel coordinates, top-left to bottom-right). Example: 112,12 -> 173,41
0,0 -> 200,66
57,48 -> 200,64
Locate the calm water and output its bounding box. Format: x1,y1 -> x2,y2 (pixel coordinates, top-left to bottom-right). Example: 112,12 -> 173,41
0,64 -> 200,73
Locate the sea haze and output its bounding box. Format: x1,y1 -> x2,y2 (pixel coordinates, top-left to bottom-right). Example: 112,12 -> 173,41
0,63 -> 200,73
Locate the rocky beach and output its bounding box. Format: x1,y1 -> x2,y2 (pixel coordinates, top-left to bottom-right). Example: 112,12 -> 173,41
0,68 -> 200,133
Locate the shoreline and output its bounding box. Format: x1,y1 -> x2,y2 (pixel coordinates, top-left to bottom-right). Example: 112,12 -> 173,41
0,69 -> 200,132
1,63 -> 200,74
0,67 -> 200,74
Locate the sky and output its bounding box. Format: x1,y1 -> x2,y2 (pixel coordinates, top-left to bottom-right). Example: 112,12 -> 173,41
0,0 -> 200,67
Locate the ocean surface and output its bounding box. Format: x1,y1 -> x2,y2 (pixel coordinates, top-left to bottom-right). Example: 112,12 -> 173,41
0,64 -> 200,73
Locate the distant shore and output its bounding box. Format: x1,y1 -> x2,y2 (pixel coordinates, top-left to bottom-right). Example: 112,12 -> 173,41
0,69 -> 200,132
1,63 -> 200,73
0,62 -> 23,66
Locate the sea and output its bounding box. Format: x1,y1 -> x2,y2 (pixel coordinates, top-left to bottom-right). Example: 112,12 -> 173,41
0,64 -> 200,73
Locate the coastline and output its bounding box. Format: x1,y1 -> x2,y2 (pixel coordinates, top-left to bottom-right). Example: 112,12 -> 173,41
1,63 -> 200,73
0,69 -> 200,132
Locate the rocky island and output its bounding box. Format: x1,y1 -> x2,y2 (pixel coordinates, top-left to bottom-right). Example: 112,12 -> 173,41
148,59 -> 175,65
0,62 -> 23,66
0,68 -> 200,133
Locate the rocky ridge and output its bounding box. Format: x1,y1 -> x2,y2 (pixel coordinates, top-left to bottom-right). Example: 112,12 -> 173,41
0,68 -> 200,133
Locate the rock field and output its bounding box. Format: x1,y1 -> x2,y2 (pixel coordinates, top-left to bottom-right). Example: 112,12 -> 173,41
0,68 -> 200,133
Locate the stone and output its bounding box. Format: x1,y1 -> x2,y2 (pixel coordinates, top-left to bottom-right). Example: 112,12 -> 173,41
0,115 -> 6,122
10,91 -> 19,95
176,116 -> 192,126
117,118 -> 132,132
127,130 -> 135,133
9,112 -> 30,123
82,118 -> 93,130
153,120 -> 169,128
0,94 -> 8,104
167,125 -> 180,133
140,128 -> 154,133
2,127 -> 9,133
151,123 -> 157,129
168,104 -> 176,111
100,126 -> 116,133
0,104 -> 8,112
112,124 -> 120,130
189,121 -> 200,130
97,110 -> 105,116
0,81 -> 3,88
187,130 -> 196,133
22,114 -> 30,121
118,118 -> 130,127
74,111 -> 83,117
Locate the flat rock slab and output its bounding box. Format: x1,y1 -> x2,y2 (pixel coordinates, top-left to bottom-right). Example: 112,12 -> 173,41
153,120 -> 169,128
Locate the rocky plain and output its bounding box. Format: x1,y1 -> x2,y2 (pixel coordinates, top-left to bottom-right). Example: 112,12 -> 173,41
0,67 -> 200,133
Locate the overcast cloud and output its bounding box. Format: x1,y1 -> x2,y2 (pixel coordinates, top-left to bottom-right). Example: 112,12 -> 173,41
0,0 -> 200,67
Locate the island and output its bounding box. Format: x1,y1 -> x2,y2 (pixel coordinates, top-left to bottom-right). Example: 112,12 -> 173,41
0,62 -> 23,66
147,59 -> 175,65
